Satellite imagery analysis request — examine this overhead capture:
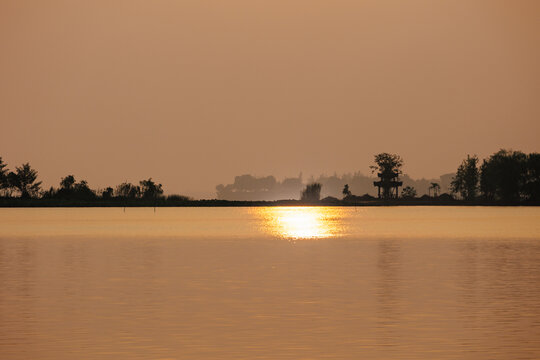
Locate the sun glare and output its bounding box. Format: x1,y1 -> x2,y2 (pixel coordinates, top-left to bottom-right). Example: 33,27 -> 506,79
257,207 -> 342,240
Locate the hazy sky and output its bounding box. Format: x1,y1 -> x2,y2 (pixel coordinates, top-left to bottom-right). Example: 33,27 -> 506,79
1,0 -> 539,198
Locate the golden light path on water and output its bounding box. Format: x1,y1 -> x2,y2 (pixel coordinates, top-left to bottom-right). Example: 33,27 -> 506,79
256,206 -> 345,239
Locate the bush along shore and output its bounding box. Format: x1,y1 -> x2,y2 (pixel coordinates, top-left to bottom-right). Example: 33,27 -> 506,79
0,149 -> 539,207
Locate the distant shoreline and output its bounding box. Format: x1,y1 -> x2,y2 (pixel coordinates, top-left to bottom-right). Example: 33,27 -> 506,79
1,198 -> 538,208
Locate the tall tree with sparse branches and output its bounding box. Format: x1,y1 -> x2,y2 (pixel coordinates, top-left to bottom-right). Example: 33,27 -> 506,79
451,155 -> 479,201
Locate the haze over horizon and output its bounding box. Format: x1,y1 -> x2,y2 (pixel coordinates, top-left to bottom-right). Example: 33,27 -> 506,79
1,1 -> 539,198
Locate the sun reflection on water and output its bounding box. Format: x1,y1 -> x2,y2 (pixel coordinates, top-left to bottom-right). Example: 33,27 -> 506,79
257,207 -> 344,240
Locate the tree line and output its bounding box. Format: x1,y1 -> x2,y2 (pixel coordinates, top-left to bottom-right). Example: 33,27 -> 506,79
215,170 -> 453,201
298,149 -> 540,204
0,157 -> 190,203
1,149 -> 539,205
451,149 -> 540,203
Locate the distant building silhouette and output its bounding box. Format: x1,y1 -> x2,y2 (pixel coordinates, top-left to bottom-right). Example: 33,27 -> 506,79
216,171 -> 455,201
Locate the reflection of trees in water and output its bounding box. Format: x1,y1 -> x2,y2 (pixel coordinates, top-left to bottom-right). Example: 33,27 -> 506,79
375,239 -> 402,347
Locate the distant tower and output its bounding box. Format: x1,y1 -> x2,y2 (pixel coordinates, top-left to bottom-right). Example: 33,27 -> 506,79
373,169 -> 402,199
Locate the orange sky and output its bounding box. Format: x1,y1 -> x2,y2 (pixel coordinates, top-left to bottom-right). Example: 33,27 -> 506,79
1,0 -> 539,198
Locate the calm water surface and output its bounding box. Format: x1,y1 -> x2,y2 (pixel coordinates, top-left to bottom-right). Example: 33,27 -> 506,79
1,207 -> 540,359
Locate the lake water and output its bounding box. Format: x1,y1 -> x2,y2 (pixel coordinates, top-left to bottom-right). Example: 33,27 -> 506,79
1,206 -> 540,359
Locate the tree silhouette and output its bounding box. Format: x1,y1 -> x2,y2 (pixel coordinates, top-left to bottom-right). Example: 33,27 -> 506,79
73,180 -> 96,200
102,187 -> 114,199
525,153 -> 540,202
41,186 -> 57,199
8,163 -> 42,198
301,183 -> 322,201
429,182 -> 440,197
342,184 -> 351,197
60,175 -> 76,190
371,153 -> 403,199
480,149 -> 527,202
116,182 -> 140,198
401,186 -> 417,199
0,157 -> 8,196
370,153 -> 404,175
53,175 -> 96,200
451,155 -> 479,201
140,178 -> 163,199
